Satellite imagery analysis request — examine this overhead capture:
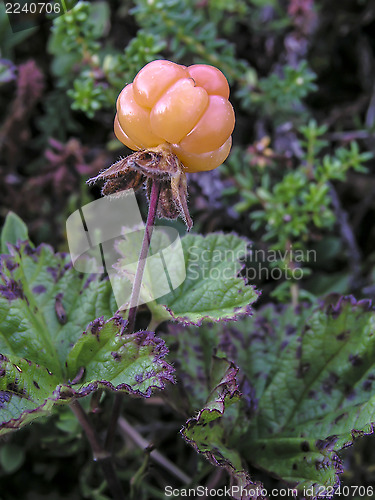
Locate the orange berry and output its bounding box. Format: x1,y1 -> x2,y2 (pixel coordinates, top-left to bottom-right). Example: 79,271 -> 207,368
179,95 -> 235,154
114,115 -> 140,150
115,60 -> 235,172
187,64 -> 230,99
133,60 -> 188,108
150,78 -> 209,144
172,137 -> 232,173
117,84 -> 163,148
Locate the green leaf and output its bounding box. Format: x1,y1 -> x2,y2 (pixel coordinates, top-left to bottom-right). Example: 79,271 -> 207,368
65,315 -> 174,397
0,353 -> 61,433
181,356 -> 263,499
1,212 -> 29,253
148,233 -> 259,325
172,296 -> 375,497
165,324 -> 219,412
0,443 -> 25,473
0,242 -> 114,374
165,324 -> 263,497
0,59 -> 16,84
0,241 -> 173,434
0,3 -> 37,59
88,1 -> 110,38
224,296 -> 375,496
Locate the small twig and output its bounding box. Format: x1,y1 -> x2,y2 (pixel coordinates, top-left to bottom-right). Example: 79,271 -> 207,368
70,400 -> 125,500
327,130 -> 375,141
105,180 -> 161,453
118,417 -> 191,485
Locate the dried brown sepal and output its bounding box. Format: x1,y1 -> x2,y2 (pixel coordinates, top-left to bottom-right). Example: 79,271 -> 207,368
101,169 -> 145,196
87,158 -> 145,196
170,172 -> 193,230
146,178 -> 179,220
130,146 -> 180,178
87,144 -> 193,230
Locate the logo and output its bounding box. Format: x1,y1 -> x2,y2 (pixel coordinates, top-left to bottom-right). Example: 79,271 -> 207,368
66,190 -> 186,309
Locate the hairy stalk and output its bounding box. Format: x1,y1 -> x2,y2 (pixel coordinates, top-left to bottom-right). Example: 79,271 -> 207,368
105,180 -> 161,452
127,180 -> 161,332
70,400 -> 125,500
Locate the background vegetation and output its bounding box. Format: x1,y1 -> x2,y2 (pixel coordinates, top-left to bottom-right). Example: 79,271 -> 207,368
1,1 -> 375,499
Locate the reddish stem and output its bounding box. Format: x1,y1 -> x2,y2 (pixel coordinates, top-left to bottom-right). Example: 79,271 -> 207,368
126,180 -> 161,332
105,180 -> 161,452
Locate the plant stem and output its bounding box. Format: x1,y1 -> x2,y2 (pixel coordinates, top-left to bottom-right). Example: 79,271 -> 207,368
104,392 -> 123,451
105,180 -> 161,452
70,400 -> 125,500
127,180 -> 161,332
118,417 -> 191,484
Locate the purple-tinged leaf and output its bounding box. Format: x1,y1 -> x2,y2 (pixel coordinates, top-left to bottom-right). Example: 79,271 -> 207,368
65,315 -> 174,398
0,240 -> 173,433
170,295 -> 375,498
181,356 -> 265,500
226,296 -> 375,497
